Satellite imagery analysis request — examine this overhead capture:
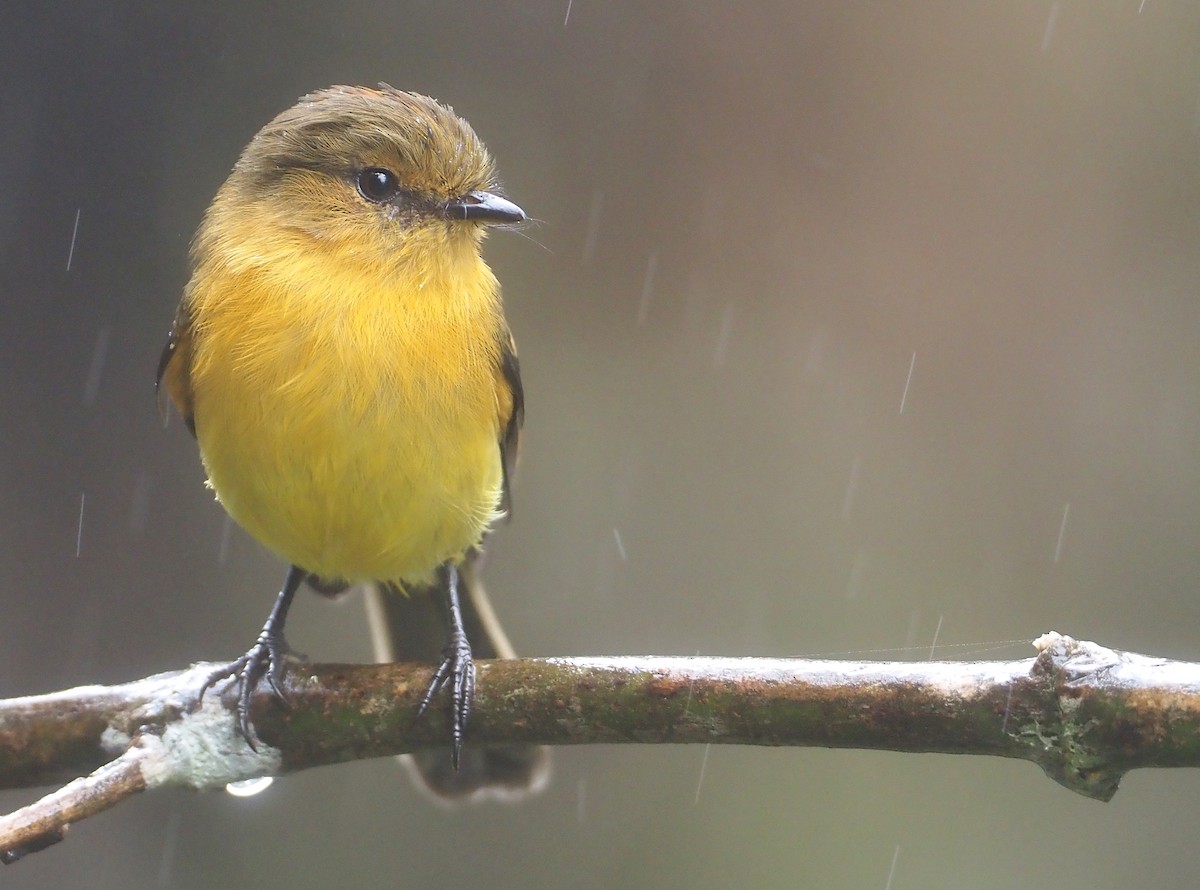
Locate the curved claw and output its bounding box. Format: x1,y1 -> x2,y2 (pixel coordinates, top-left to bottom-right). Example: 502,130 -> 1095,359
199,630 -> 291,750
418,630 -> 476,768
197,565 -> 306,748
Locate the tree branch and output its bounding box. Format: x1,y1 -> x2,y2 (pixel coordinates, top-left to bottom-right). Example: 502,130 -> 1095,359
2,632 -> 1198,860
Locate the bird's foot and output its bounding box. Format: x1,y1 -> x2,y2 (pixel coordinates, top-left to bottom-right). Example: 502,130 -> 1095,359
417,628 -> 475,769
199,626 -> 291,750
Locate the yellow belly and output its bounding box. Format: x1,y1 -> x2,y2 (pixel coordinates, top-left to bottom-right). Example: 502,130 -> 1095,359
188,262 -> 505,585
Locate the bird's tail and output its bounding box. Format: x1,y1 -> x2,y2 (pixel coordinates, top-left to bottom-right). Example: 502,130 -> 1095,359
362,553 -> 551,803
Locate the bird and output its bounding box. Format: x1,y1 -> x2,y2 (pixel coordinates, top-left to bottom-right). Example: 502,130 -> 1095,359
157,84 -> 547,799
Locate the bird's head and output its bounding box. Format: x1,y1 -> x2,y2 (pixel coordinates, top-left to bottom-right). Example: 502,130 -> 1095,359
197,85 -> 524,274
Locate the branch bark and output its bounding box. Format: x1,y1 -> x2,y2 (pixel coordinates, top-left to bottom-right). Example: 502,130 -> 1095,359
2,632 -> 1199,860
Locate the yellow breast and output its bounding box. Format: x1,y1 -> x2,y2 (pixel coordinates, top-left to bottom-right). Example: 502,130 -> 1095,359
186,231 -> 507,585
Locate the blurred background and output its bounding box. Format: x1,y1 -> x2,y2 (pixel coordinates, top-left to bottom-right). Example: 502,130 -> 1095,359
3,2 -> 1200,887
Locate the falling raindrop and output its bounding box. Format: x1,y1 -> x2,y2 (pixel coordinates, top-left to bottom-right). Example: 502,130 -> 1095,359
884,845 -> 901,890
1000,681 -> 1015,734
83,327 -> 111,406
927,614 -> 944,660
66,208 -> 81,271
75,492 -> 86,557
612,527 -> 627,561
154,810 -> 181,888
693,743 -> 711,804
682,651 -> 699,717
636,251 -> 657,325
1054,502 -> 1070,563
1041,2 -> 1060,52
899,351 -> 916,414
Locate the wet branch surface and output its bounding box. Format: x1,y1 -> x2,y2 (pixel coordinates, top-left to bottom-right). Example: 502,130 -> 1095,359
2,633 -> 1200,861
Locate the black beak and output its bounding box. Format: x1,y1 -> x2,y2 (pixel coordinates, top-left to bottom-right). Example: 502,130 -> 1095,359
445,190 -> 525,224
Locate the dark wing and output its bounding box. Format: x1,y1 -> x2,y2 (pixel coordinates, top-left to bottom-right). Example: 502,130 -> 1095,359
156,300 -> 196,436
497,329 -> 523,516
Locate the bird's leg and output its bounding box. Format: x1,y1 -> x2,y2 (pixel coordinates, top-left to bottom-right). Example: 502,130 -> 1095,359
416,562 -> 475,769
200,563 -> 306,748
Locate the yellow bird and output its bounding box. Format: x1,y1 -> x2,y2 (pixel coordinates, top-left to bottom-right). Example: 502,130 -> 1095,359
157,85 -> 546,799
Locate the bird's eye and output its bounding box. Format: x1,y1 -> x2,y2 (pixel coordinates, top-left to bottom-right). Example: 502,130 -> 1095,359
356,167 -> 401,203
